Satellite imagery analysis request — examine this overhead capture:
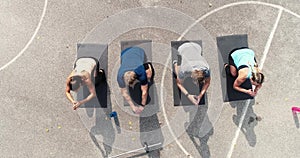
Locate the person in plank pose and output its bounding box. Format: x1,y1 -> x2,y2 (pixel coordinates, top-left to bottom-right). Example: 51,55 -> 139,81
225,47 -> 264,97
65,57 -> 105,110
117,47 -> 154,114
173,42 -> 211,105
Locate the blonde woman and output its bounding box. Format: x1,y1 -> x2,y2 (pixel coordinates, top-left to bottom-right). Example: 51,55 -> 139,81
117,47 -> 154,114
173,42 -> 211,105
65,57 -> 104,110
225,47 -> 264,97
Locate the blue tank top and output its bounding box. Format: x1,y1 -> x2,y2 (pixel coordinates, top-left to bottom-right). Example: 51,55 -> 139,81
231,48 -> 255,79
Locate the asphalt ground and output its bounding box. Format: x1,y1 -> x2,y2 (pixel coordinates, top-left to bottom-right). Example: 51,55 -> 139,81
0,0 -> 299,158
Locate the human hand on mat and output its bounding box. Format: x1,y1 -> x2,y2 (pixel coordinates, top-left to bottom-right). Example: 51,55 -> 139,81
72,101 -> 78,108
138,106 -> 144,113
195,95 -> 202,105
187,95 -> 198,105
73,101 -> 82,110
246,89 -> 257,97
132,106 -> 142,114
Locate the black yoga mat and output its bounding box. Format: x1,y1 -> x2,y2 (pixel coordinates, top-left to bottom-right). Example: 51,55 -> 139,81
216,34 -> 253,102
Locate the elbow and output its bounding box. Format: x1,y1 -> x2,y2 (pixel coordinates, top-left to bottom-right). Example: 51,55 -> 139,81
91,92 -> 96,98
142,91 -> 147,97
142,93 -> 147,98
176,80 -> 182,87
65,91 -> 71,97
233,85 -> 240,92
232,84 -> 238,90
205,78 -> 211,86
206,81 -> 210,87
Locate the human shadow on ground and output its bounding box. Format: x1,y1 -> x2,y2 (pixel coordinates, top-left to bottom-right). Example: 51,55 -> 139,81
138,113 -> 163,158
183,103 -> 214,158
88,81 -> 116,158
138,82 -> 163,158
89,108 -> 115,157
230,99 -> 259,147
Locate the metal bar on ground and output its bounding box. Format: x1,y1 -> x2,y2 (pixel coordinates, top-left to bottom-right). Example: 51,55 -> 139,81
108,142 -> 162,158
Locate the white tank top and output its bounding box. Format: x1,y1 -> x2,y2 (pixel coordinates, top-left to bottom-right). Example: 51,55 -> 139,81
178,42 -> 209,79
74,58 -> 96,75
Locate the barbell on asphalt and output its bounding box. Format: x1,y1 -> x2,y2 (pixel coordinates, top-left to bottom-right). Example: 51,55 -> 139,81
108,142 -> 162,158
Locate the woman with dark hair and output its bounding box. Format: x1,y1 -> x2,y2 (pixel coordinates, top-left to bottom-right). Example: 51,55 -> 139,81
173,42 -> 211,105
225,47 -> 264,97
117,47 -> 154,114
65,57 -> 104,110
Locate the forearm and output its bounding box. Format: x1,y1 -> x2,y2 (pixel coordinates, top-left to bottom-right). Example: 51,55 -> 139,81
122,89 -> 135,107
233,77 -> 248,94
66,92 -> 75,103
254,85 -> 262,93
174,64 -> 188,94
198,89 -> 205,99
233,85 -> 248,94
141,91 -> 148,106
177,82 -> 189,95
80,92 -> 95,105
199,79 -> 210,98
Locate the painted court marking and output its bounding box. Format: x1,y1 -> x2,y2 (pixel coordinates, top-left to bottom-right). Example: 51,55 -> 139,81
259,8 -> 283,70
160,37 -> 192,157
161,1 -> 300,158
226,7 -> 284,158
0,0 -> 48,72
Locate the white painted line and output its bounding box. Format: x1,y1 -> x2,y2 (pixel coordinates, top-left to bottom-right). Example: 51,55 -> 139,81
160,35 -> 192,157
0,0 -> 48,71
227,7 -> 283,158
259,8 -> 283,70
181,1 -> 299,37
226,100 -> 250,158
284,8 -> 300,19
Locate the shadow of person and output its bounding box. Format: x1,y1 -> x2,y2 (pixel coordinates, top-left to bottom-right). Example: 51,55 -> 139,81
183,103 -> 214,158
139,82 -> 163,158
89,107 -> 115,158
88,76 -> 116,158
139,114 -> 163,158
230,99 -> 258,147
